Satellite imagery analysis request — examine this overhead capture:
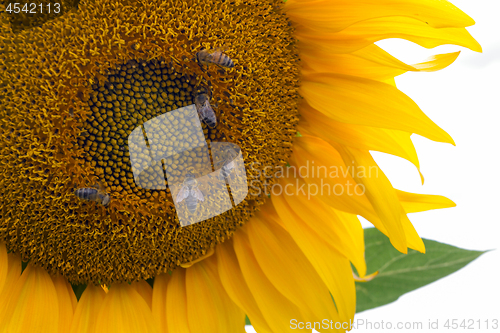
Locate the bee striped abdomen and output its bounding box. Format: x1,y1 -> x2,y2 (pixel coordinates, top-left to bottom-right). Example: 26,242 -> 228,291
196,49 -> 234,69
75,187 -> 110,206
194,93 -> 217,128
75,188 -> 98,202
215,52 -> 234,68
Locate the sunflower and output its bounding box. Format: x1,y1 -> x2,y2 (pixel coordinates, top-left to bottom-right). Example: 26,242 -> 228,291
0,0 -> 480,331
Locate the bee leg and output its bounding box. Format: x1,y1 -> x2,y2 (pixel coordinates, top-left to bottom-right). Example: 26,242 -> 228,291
197,62 -> 206,72
215,64 -> 225,72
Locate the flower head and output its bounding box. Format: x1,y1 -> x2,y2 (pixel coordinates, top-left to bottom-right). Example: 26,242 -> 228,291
0,0 -> 479,331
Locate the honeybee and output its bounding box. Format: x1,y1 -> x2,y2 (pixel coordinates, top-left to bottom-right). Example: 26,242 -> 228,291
74,182 -> 110,207
175,172 -> 204,214
194,87 -> 217,128
196,48 -> 234,70
217,147 -> 238,182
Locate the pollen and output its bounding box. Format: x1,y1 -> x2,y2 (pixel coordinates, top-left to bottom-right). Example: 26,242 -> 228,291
0,0 -> 300,284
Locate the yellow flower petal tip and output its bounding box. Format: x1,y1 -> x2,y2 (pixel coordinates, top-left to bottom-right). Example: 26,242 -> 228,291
353,271 -> 379,283
180,247 -> 215,268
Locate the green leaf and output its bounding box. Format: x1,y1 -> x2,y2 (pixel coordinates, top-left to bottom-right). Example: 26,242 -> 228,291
245,315 -> 251,326
356,228 -> 486,313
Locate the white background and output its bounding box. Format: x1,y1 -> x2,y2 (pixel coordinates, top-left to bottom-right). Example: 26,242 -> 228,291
247,0 -> 500,332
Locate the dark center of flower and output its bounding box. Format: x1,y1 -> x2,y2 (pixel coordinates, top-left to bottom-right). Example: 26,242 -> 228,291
0,0 -> 300,284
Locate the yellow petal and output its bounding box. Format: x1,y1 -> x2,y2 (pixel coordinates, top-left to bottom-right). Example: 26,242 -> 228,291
285,0 -> 475,32
203,256 -> 247,333
330,145 -> 426,253
216,240 -> 274,333
52,274 -> 77,333
65,281 -> 78,314
70,285 -> 106,333
0,264 -> 59,333
180,247 -> 215,268
299,105 -> 423,182
95,283 -> 158,333
383,77 -> 398,87
271,195 -> 356,323
412,52 -> 462,71
186,256 -> 245,333
301,44 -> 461,81
0,242 -> 7,293
300,73 -> 455,144
383,130 -> 424,183
353,271 -> 379,283
275,175 -> 366,277
296,16 -> 482,54
400,209 -> 426,253
233,230 -> 307,331
247,211 -> 342,323
358,206 -> 425,253
337,146 -> 407,253
132,280 -> 153,310
397,190 -> 456,213
289,134 -> 375,219
0,252 -> 22,321
152,273 -> 170,333
166,269 -> 190,333
334,210 -> 367,277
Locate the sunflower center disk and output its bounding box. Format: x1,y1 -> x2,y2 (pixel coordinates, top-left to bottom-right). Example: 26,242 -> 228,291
0,0 -> 301,284
81,61 -> 216,200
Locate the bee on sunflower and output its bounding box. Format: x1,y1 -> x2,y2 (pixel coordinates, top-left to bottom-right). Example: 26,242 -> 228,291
0,0 -> 480,332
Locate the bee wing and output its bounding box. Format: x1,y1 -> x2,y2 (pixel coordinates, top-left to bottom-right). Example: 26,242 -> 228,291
199,102 -> 217,127
96,181 -> 108,195
192,188 -> 204,202
204,99 -> 212,110
213,46 -> 229,53
176,186 -> 189,203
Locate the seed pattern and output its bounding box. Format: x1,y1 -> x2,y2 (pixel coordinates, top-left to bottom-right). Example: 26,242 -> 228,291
0,0 -> 300,284
79,60 -> 209,196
